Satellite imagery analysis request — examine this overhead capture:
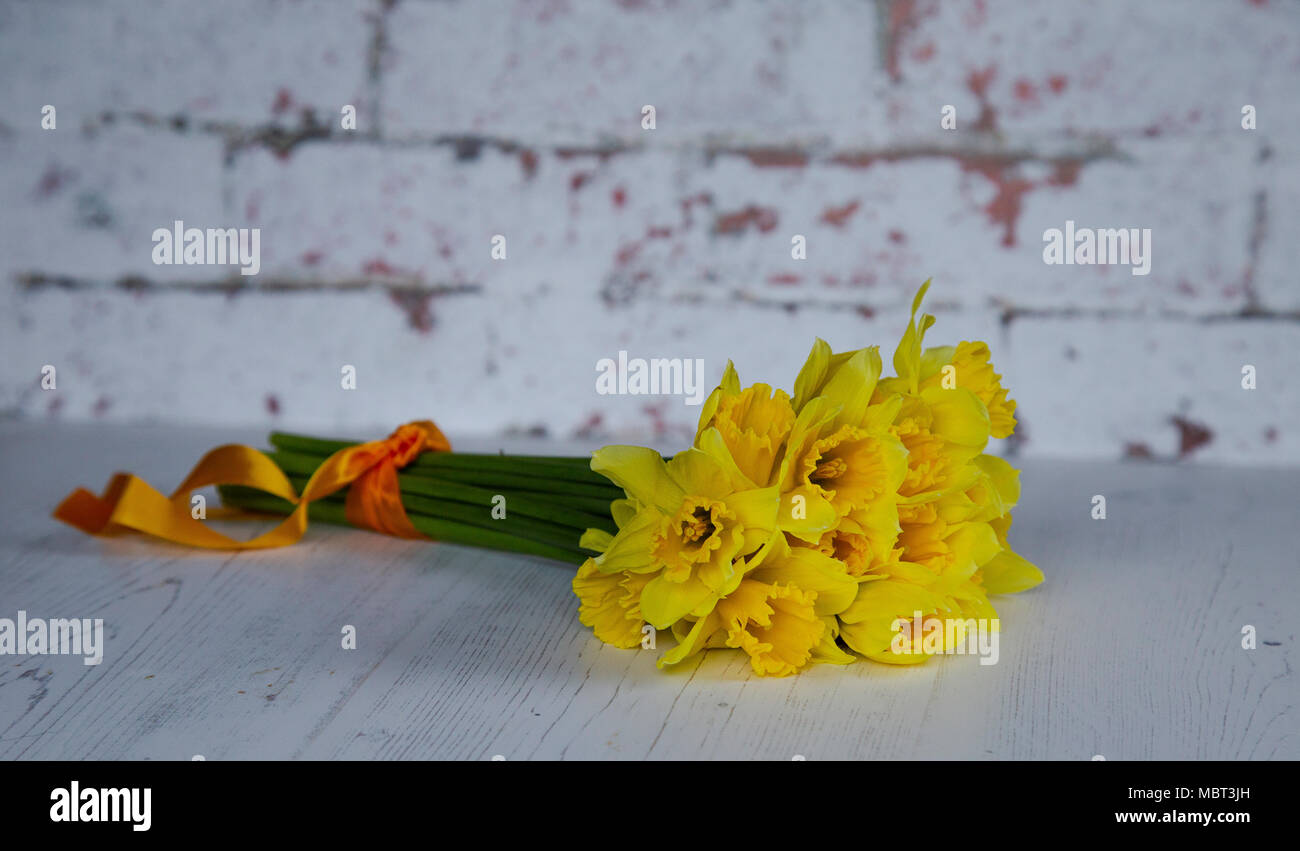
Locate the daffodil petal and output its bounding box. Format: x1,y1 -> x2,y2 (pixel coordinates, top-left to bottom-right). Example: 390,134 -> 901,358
751,545 -> 858,616
810,623 -> 857,665
777,485 -> 839,543
892,279 -> 935,394
943,521 -> 1002,581
863,393 -> 903,435
610,498 -> 640,528
792,337 -> 832,412
696,426 -> 759,491
639,573 -> 718,628
579,528 -> 614,553
839,578 -> 940,663
981,548 -> 1044,594
657,612 -> 721,668
722,486 -> 781,550
920,386 -> 990,447
820,347 -> 881,430
572,560 -> 652,648
840,577 -> 937,626
593,507 -> 662,573
881,560 -> 941,585
973,453 -> 1020,510
665,447 -> 732,500
591,445 -> 683,513
919,344 -> 956,381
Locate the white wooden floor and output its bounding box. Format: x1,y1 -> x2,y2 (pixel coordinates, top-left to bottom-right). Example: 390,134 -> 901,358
0,422 -> 1295,760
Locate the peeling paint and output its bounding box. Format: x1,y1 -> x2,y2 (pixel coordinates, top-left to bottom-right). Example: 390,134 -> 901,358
1171,415 -> 1214,457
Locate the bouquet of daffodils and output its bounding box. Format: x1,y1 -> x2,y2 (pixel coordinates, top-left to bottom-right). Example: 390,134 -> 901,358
569,281 -> 1042,676
198,282 -> 1039,677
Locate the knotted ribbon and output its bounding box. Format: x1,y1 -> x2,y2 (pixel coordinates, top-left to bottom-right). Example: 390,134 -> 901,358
53,420 -> 450,549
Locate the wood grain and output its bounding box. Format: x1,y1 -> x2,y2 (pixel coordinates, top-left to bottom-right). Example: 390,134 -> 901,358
0,423 -> 1294,760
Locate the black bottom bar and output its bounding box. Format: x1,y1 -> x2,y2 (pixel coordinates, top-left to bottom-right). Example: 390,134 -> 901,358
0,759 -> 1282,837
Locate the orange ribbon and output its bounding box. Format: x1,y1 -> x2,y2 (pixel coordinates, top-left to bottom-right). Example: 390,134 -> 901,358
53,420 -> 450,549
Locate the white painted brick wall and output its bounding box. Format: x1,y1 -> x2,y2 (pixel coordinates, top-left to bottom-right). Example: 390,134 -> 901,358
1,0 -> 1297,465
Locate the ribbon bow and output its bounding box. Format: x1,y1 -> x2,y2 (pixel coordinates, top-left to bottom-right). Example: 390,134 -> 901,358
53,420 -> 450,549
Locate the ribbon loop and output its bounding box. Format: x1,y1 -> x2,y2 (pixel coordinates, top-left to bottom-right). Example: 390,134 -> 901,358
53,420 -> 450,550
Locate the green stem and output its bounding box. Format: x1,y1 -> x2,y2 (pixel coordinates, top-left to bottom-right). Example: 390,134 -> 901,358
264,449 -> 616,533
268,432 -> 611,486
400,466 -> 622,500
248,430 -> 630,563
267,447 -> 623,501
260,477 -> 595,552
218,487 -> 588,565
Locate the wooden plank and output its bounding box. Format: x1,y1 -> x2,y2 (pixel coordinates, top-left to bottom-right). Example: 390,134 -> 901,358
0,423 -> 1294,759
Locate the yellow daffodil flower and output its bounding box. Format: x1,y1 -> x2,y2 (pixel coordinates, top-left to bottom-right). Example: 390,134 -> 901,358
919,341 -> 1018,439
571,557 -> 654,648
655,534 -> 860,676
809,496 -> 904,577
578,440 -> 780,632
696,362 -> 796,488
777,346 -> 909,540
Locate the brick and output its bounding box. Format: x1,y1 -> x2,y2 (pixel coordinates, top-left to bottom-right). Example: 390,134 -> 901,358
382,0 -> 889,144
0,0 -> 372,127
0,125 -> 226,282
1000,316 -> 1300,464
884,0 -> 1300,139
1253,145 -> 1300,312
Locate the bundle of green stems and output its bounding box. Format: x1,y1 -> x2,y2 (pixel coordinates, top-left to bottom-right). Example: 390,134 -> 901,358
216,432 -> 622,565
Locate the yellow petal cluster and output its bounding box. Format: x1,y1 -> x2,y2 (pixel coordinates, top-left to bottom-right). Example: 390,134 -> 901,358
574,280 -> 1042,676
